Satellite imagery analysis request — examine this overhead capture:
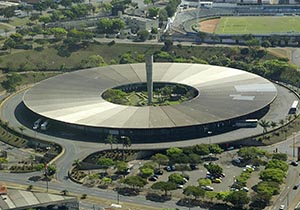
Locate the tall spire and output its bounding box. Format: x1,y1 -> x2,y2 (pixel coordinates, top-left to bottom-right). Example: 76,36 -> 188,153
145,55 -> 153,105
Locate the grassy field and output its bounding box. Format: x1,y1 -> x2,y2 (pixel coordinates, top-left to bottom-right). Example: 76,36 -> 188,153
215,16 -> 300,35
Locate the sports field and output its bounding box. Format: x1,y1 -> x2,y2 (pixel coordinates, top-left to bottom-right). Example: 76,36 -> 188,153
214,16 -> 300,35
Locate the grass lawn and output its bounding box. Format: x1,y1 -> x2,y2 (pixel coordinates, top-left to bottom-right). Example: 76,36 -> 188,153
215,16 -> 300,35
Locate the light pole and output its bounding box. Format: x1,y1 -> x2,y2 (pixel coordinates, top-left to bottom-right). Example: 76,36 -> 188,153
208,131 -> 212,162
293,132 -> 297,159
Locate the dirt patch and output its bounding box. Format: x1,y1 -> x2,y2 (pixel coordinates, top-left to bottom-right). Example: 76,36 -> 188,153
199,18 -> 220,33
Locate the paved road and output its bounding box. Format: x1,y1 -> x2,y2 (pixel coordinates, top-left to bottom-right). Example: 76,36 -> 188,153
0,81 -> 298,209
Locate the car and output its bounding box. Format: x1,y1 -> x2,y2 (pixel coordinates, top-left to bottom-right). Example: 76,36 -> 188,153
154,169 -> 163,175
148,176 -> 158,181
190,164 -> 198,170
212,178 -> 222,183
165,166 -> 172,172
177,184 -> 184,189
291,161 -> 298,166
293,184 -> 300,190
183,178 -> 188,183
241,187 -> 249,192
201,185 -> 214,191
171,165 -> 176,171
279,204 -> 285,210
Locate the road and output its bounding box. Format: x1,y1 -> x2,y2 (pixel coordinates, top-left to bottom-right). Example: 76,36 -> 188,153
0,81 -> 298,209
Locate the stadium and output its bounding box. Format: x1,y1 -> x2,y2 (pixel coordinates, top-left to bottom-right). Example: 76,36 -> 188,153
172,4 -> 300,42
22,63 -> 278,142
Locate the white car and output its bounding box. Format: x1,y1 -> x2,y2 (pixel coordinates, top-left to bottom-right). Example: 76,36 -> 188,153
279,204 -> 285,210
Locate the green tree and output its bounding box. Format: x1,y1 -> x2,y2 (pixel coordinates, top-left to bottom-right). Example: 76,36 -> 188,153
166,147 -> 182,156
260,168 -> 286,183
183,186 -> 205,200
121,136 -> 131,160
97,157 -> 114,168
272,153 -> 287,161
151,153 -> 169,169
194,144 -> 210,155
73,159 -> 82,169
148,7 -> 159,18
122,176 -> 147,188
116,161 -> 128,173
104,134 -> 117,151
237,147 -> 266,164
2,73 -> 22,92
224,190 -> 250,208
51,27 -> 67,40
209,144 -> 223,155
266,159 -> 288,172
259,119 -> 270,133
168,173 -> 184,184
80,55 -> 106,68
18,126 -> 25,142
198,178 -> 212,186
140,167 -> 154,178
2,6 -> 15,20
204,163 -> 223,176
137,29 -> 150,41
151,181 -> 176,196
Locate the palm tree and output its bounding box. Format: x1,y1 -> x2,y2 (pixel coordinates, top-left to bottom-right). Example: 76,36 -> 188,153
104,134 -> 117,151
73,159 -> 81,170
121,136 -> 131,161
270,121 -> 277,129
18,126 -> 25,141
259,119 -> 270,133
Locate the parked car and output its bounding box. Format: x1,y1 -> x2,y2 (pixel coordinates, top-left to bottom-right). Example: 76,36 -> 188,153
293,184 -> 300,190
201,185 -> 214,191
177,184 -> 184,189
154,169 -> 163,175
190,164 -> 198,170
212,178 -> 222,183
291,161 -> 298,166
148,176 -> 158,181
279,204 -> 285,210
241,187 -> 249,192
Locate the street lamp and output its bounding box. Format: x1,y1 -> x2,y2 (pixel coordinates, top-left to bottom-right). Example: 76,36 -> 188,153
293,132 -> 297,159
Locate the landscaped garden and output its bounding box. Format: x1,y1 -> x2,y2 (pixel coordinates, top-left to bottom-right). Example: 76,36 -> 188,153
102,82 -> 198,106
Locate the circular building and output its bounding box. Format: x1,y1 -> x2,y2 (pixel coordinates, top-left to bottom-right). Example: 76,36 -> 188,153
23,63 -> 277,141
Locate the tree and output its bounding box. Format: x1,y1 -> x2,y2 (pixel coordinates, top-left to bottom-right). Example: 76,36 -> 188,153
238,147 -> 266,164
2,6 -> 15,20
151,153 -> 169,169
121,136 -> 131,160
224,190 -> 250,208
209,144 -> 223,155
266,159 -> 288,172
137,30 -> 149,42
166,147 -> 182,156
51,27 -> 67,40
163,39 -> 173,51
122,176 -> 147,188
168,173 -> 184,184
259,119 -> 270,133
97,157 -> 114,168
260,168 -> 286,183
116,161 -> 128,173
204,163 -> 222,176
148,7 -> 159,18
151,181 -> 176,196
73,159 -> 82,169
272,153 -> 287,161
18,126 -> 25,142
104,134 -> 117,151
198,178 -> 212,186
60,0 -> 72,8
61,189 -> 69,195
183,186 -> 205,200
2,73 -> 22,92
80,55 -> 106,68
140,167 -> 154,178
193,144 -> 210,156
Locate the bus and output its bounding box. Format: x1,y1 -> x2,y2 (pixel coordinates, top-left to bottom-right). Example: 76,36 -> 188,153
289,100 -> 298,114
33,118 -> 43,130
41,120 -> 50,131
234,119 -> 258,128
